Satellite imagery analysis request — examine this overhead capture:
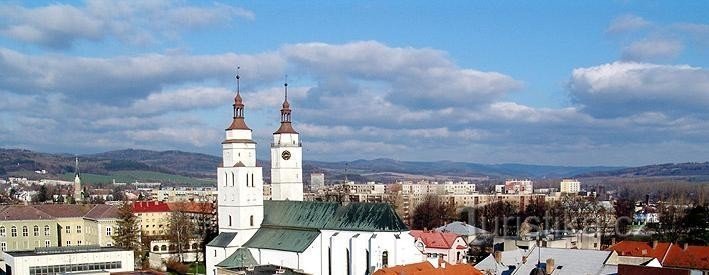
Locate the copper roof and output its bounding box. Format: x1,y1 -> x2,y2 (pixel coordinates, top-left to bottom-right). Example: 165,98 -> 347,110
226,117 -> 250,130
274,122 -> 298,134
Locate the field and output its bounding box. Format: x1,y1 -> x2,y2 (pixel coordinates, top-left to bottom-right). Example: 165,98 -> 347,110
59,170 -> 215,185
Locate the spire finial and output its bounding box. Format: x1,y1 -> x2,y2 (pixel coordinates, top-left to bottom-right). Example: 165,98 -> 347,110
74,156 -> 79,176
236,66 -> 241,95
284,74 -> 288,101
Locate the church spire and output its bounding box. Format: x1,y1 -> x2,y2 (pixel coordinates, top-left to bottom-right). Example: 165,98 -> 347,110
74,157 -> 80,177
227,67 -> 250,130
274,75 -> 298,134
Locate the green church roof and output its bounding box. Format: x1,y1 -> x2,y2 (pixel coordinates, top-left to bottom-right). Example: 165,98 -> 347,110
242,227 -> 320,253
216,247 -> 258,268
207,232 -> 237,248
262,200 -> 408,232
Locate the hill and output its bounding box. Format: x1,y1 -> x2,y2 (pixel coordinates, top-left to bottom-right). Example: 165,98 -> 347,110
0,148 -> 633,184
576,162 -> 709,178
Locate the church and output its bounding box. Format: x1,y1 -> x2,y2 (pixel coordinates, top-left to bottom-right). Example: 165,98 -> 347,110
205,74 -> 423,275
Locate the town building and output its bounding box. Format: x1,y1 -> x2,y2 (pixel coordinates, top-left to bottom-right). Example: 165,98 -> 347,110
559,179 -> 581,194
132,201 -> 171,237
0,204 -> 119,252
310,173 -> 325,192
2,246 -> 134,275
475,245 -> 618,274
606,241 -> 709,273
503,179 -> 533,194
409,230 -> 468,264
206,77 -> 423,275
373,261 -> 482,275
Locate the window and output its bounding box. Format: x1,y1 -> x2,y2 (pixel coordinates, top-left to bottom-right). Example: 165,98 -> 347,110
77,226 -> 82,233
214,249 -> 217,257
106,227 -> 112,236
191,243 -> 198,250
346,249 -> 351,275
250,215 -> 254,226
66,240 -> 71,246
106,243 -> 112,247
1,242 -> 6,251
246,173 -> 249,187
228,215 -> 232,226
382,251 -> 388,267
0,226 -> 4,237
153,245 -> 159,251
231,172 -> 235,186
45,240 -> 51,247
44,225 -> 50,236
22,226 -> 28,237
78,240 -> 82,245
251,174 -> 254,187
65,226 -> 71,234
161,245 -> 167,251
33,225 -> 39,236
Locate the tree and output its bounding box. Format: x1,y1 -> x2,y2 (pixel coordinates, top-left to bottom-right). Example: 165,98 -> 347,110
411,195 -> 455,230
614,198 -> 634,238
34,185 -> 49,203
113,202 -> 142,264
168,202 -> 196,262
682,204 -> 709,245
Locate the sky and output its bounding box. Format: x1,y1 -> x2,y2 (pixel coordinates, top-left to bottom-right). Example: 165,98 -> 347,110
1,1 -> 709,166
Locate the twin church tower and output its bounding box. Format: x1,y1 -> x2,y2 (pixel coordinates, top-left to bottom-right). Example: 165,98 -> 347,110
216,71 -> 303,239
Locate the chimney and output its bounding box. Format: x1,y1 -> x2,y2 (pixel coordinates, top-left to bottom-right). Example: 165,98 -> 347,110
424,227 -> 428,232
611,238 -> 616,245
545,258 -> 555,275
683,243 -> 689,251
652,240 -> 658,249
494,251 -> 502,264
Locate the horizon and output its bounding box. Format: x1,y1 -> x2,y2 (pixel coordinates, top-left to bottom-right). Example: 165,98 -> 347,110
1,1 -> 709,166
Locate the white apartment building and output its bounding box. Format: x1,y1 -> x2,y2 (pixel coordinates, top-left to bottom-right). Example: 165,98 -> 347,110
504,180 -> 533,194
560,179 -> 581,194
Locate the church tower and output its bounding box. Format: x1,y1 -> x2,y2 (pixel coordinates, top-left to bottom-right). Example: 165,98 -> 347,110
73,157 -> 83,202
270,80 -> 304,201
216,70 -> 263,244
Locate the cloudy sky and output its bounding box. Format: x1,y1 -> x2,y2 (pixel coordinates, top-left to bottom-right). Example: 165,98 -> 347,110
1,1 -> 708,166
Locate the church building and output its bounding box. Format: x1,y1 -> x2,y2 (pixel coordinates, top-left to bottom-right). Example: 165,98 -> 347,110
206,73 -> 423,275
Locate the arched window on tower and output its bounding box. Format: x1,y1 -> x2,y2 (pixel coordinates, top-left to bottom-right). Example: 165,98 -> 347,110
365,249 -> 370,273
231,172 -> 235,186
250,215 -> 254,226
346,249 -> 351,275
251,174 -> 254,187
224,172 -> 227,187
246,173 -> 249,187
228,215 -> 232,226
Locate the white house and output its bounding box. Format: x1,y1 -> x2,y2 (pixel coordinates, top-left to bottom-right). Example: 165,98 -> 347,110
206,77 -> 423,275
2,246 -> 134,275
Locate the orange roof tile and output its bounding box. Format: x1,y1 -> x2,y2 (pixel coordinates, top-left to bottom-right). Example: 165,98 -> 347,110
410,230 -> 465,249
132,201 -> 170,213
662,244 -> 709,270
373,262 -> 482,275
607,241 -> 670,259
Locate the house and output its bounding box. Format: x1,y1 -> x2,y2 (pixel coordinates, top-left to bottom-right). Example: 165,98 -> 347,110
409,230 -> 468,264
475,245 -> 617,275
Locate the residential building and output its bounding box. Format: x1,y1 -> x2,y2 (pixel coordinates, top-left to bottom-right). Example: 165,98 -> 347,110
132,201 -> 171,237
475,245 -> 618,275
0,204 -> 119,252
410,230 -> 468,264
310,173 -> 325,191
560,179 -> 581,194
503,179 -> 533,194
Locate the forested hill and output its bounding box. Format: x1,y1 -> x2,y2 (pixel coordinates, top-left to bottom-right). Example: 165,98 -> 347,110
576,162 -> 709,178
1,148 -> 624,183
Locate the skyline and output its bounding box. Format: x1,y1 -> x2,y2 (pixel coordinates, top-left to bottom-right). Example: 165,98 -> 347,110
1,1 -> 709,166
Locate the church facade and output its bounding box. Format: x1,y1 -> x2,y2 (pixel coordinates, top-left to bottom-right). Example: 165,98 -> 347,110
206,76 -> 423,275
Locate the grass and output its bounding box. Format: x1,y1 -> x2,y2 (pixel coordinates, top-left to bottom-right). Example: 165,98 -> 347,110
59,170 -> 215,185
188,262 -> 206,275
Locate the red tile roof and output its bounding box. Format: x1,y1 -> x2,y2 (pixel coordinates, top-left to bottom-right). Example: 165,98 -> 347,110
167,202 -> 214,214
662,243 -> 709,270
132,201 -> 170,213
410,230 -> 466,249
607,241 -> 670,259
608,241 -> 709,270
373,262 -> 483,275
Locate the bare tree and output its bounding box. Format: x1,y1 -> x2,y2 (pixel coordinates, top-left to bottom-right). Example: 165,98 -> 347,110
168,202 -> 196,263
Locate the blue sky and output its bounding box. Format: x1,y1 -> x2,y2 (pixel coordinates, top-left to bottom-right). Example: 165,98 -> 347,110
1,1 -> 709,166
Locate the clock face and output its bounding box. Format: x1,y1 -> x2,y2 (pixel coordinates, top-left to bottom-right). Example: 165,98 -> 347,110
281,150 -> 291,160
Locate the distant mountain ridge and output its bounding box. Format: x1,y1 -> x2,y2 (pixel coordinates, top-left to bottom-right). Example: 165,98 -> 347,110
4,148 -> 706,184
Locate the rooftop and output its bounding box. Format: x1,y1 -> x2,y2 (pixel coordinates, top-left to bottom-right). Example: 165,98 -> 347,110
6,245 -> 128,257
607,241 -> 709,270
410,230 -> 465,249
373,261 -> 483,275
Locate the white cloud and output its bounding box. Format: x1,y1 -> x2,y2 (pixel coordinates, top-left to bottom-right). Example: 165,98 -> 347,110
607,14 -> 651,34
621,39 -> 683,61
0,1 -> 254,49
569,61 -> 709,118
